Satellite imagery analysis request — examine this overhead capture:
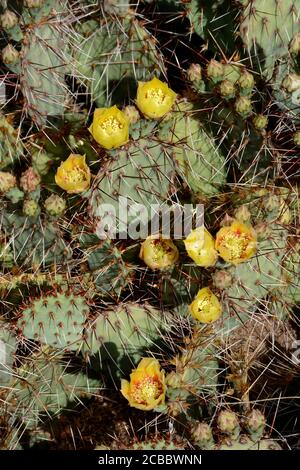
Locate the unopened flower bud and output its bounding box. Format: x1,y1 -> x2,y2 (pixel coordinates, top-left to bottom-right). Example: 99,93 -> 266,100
0,10 -> 18,29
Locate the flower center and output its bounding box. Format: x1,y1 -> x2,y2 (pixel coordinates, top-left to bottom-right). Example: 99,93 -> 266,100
221,231 -> 251,259
145,87 -> 166,105
151,240 -> 172,261
195,295 -> 211,314
100,117 -> 123,134
65,166 -> 87,184
132,376 -> 162,404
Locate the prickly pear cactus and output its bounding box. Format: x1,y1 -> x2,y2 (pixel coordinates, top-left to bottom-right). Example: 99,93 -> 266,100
239,0 -> 300,78
6,351 -> 101,428
159,101 -> 227,196
1,1 -> 73,126
16,292 -> 89,351
88,134 -> 178,229
75,16 -> 165,107
0,323 -> 17,385
108,434 -> 188,450
165,327 -> 220,418
0,208 -> 72,268
191,408 -> 283,450
0,114 -> 23,169
0,0 -> 298,453
83,302 -> 175,377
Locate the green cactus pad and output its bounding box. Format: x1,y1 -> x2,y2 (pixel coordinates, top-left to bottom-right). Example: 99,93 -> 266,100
218,436 -> 282,450
281,243 -> 300,303
75,17 -> 165,107
87,137 -> 177,233
0,208 -> 72,268
159,102 -> 227,197
272,61 -> 300,117
0,114 -> 23,169
20,23 -> 68,126
17,292 -> 89,351
186,0 -> 236,53
166,328 -> 220,414
9,354 -> 101,427
129,436 -> 187,450
212,227 -> 290,332
78,235 -> 135,298
0,322 -> 17,385
239,0 -> 300,78
83,302 -> 172,375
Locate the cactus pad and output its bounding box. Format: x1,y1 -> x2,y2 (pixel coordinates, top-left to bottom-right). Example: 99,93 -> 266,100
17,292 -> 89,351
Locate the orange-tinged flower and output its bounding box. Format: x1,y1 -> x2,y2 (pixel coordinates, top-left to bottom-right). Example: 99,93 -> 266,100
189,287 -> 222,324
121,358 -> 166,411
184,227 -> 218,267
88,106 -> 129,149
136,77 -> 177,119
55,154 -> 91,194
215,220 -> 257,265
139,235 -> 179,270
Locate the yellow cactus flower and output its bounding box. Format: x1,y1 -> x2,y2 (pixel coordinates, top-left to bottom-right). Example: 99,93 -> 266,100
139,235 -> 179,270
88,106 -> 129,149
189,287 -> 222,324
215,220 -> 257,265
184,227 -> 218,267
121,358 -> 166,411
136,77 -> 177,119
55,154 -> 91,194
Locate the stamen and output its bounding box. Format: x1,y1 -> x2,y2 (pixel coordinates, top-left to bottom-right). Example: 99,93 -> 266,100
132,376 -> 162,404
101,117 -> 123,134
145,87 -> 166,105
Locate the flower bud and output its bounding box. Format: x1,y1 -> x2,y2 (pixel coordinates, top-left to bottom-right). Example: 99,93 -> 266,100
233,205 -> 251,223
212,270 -> 232,289
23,199 -> 40,217
20,167 -> 41,193
281,73 -> 300,93
219,79 -> 236,99
293,131 -> 300,146
187,63 -> 202,82
191,422 -> 214,450
253,114 -> 268,131
217,410 -> 240,438
234,96 -> 252,117
237,70 -> 255,94
24,0 -> 44,8
245,409 -> 266,437
0,171 -> 16,194
44,194 -> 66,217
123,105 -> 140,124
207,59 -> 224,82
189,287 -> 222,324
2,44 -> 19,65
289,33 -> 300,55
0,10 -> 18,29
